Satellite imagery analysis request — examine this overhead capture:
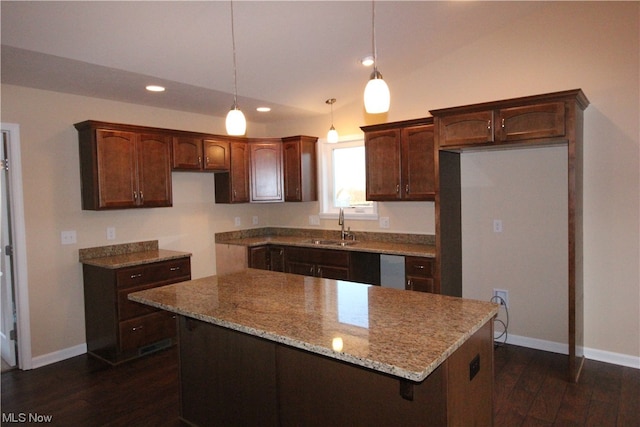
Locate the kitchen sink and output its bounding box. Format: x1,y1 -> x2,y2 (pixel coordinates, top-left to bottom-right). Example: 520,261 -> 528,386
307,239 -> 356,247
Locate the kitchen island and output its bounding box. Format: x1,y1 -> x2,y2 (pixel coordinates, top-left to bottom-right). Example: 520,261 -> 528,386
129,268 -> 498,426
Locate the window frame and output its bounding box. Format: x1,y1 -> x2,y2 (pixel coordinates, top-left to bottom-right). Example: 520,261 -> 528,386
318,134 -> 378,220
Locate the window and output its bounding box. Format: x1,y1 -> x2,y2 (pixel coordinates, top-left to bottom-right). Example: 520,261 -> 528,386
319,135 -> 377,219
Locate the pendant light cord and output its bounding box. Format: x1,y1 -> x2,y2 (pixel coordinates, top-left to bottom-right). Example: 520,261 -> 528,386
230,0 -> 239,108
371,0 -> 378,71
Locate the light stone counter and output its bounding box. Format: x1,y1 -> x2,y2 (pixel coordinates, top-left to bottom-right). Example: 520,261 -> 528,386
130,268 -> 497,382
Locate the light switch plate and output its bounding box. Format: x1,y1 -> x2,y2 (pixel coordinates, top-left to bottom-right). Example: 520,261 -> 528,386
61,230 -> 77,245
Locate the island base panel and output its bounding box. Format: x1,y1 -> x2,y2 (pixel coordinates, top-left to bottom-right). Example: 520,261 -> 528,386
178,316 -> 493,426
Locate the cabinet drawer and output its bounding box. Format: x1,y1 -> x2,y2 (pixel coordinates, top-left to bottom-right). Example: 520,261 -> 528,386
118,283 -> 160,321
116,258 -> 191,288
119,311 -> 176,351
405,257 -> 434,278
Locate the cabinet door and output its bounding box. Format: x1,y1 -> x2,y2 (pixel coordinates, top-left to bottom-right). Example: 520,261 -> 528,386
283,137 -> 318,202
286,260 -> 317,277
316,264 -> 350,281
497,102 -> 565,142
268,246 -> 285,272
250,141 -> 283,202
402,124 -> 435,200
137,133 -> 172,207
438,111 -> 494,148
248,246 -> 269,270
96,130 -> 138,208
172,136 -> 203,170
365,129 -> 401,200
230,141 -> 250,202
283,140 -> 302,201
203,138 -> 230,171
406,277 -> 435,293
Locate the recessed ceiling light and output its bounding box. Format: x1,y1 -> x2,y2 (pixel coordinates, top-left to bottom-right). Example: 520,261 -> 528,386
361,55 -> 374,67
145,85 -> 165,92
256,107 -> 271,112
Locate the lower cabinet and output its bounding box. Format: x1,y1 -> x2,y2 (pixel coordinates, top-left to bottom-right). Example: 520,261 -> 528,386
405,256 -> 435,293
248,245 -> 285,272
285,247 -> 350,281
82,257 -> 191,364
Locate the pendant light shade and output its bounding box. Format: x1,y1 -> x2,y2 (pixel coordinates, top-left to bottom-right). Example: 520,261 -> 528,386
226,0 -> 247,136
326,98 -> 339,143
226,107 -> 246,136
363,0 -> 390,114
364,70 -> 390,114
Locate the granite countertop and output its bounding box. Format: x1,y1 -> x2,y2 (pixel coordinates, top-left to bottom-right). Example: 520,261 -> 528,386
216,228 -> 436,258
129,268 -> 497,382
79,240 -> 191,269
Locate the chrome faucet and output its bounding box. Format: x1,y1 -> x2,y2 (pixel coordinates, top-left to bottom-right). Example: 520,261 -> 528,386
339,208 -> 354,241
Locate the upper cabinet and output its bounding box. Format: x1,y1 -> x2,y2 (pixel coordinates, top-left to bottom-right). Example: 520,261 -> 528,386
75,121 -> 172,210
436,99 -> 567,149
361,118 -> 435,201
172,136 -> 230,171
282,136 -> 318,202
214,140 -> 250,204
249,138 -> 283,203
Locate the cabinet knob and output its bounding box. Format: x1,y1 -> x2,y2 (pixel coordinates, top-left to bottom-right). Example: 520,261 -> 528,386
170,266 -> 181,271
130,273 -> 143,279
131,325 -> 143,332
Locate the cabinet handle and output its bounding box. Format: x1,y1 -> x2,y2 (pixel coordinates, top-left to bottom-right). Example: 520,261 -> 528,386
198,156 -> 202,166
501,118 -> 505,130
309,266 -> 315,275
296,187 -> 300,197
279,249 -> 284,255
170,266 -> 181,271
317,267 -> 322,277
233,189 -> 237,198
130,273 -> 143,279
487,120 -> 492,133
414,265 -> 425,270
396,184 -> 400,194
131,325 -> 143,332
206,156 -> 210,165
406,279 -> 412,290
405,184 -> 409,194
139,191 -> 144,203
133,192 -> 138,201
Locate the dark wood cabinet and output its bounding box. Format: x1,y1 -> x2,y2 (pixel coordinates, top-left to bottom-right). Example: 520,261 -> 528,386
362,118 -> 435,201
75,121 -> 172,210
215,141 -> 250,203
82,257 -> 191,364
172,136 -> 230,171
438,101 -> 565,149
249,139 -> 283,203
248,245 -> 285,272
282,136 -> 318,202
405,256 -> 435,293
285,247 -> 350,280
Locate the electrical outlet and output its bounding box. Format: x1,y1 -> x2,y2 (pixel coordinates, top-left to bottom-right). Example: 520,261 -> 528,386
493,219 -> 503,233
61,230 -> 77,245
106,226 -> 116,240
234,217 -> 241,227
379,217 -> 390,229
252,216 -> 259,225
308,215 -> 320,226
493,289 -> 509,308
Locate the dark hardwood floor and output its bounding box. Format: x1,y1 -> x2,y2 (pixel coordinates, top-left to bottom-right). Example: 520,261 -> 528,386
2,344 -> 638,426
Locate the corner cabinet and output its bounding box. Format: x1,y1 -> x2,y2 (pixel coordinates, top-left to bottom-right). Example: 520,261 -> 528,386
361,118 -> 435,201
249,138 -> 284,203
214,140 -> 250,203
75,121 -> 172,210
282,136 -> 318,202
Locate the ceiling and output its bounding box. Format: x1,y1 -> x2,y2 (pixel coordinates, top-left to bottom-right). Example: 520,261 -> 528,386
1,1 -> 546,124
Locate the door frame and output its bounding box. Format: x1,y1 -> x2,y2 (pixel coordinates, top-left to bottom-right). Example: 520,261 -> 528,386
1,123 -> 32,370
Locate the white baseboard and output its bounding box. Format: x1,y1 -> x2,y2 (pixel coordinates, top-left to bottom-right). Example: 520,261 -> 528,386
30,343 -> 87,369
496,332 -> 640,369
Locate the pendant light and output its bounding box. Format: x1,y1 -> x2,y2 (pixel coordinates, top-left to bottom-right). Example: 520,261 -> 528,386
326,98 -> 339,143
363,0 -> 390,114
226,0 -> 246,136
